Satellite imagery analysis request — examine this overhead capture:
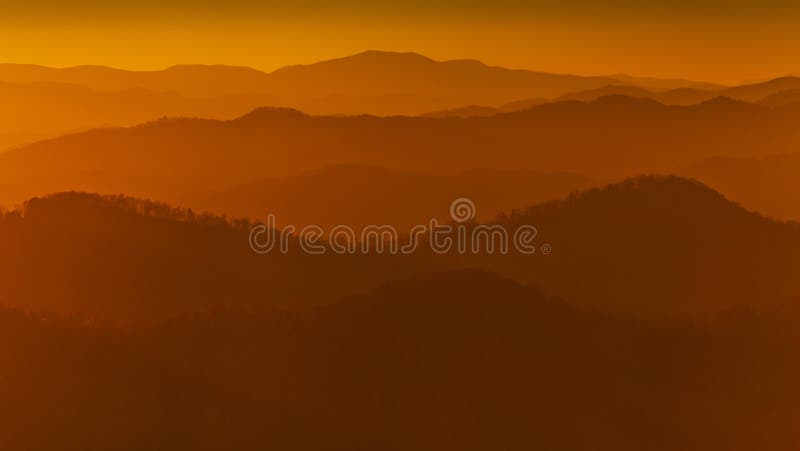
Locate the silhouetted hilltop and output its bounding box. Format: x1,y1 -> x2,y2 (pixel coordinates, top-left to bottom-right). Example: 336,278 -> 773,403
421,105 -> 499,118
0,192 -> 423,323
6,176 -> 796,321
555,84 -> 656,102
436,176 -> 800,315
234,105 -> 309,121
605,73 -> 725,90
494,77 -> 800,112
722,76 -> 800,102
496,97 -> 550,112
760,88 -> 800,107
260,50 -> 626,114
679,153 -> 800,221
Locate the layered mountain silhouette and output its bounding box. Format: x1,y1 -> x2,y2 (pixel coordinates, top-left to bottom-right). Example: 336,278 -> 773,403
3,269 -> 800,451
0,81 -> 278,150
429,176 -> 800,315
760,89 -> 800,107
435,76 -> 800,117
2,177 -> 798,322
0,192 -> 424,323
679,153 -> 800,221
3,96 -> 800,212
529,76 -> 800,110
5,52 -> 799,147
5,40 -> 800,451
0,63 -> 274,97
0,51 -> 716,119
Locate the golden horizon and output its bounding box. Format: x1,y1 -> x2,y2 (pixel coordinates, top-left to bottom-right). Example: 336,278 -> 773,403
2,1 -> 799,85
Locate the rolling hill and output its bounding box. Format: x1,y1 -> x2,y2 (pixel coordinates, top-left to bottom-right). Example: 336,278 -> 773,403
3,96 -> 800,211
0,192 -> 424,323
760,89 -> 800,107
3,269 -> 800,450
431,176 -> 800,315
679,153 -> 800,221
0,81 -> 278,149
496,76 -> 800,113
2,177 -> 799,322
0,51 -> 712,116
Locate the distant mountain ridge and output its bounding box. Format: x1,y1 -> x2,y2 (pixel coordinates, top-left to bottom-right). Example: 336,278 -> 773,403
0,50 -> 716,116
0,80 -> 278,141
2,95 -> 800,212
440,76 -> 800,117
4,51 -> 799,147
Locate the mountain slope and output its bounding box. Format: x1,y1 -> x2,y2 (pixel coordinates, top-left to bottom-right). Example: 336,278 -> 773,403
4,270 -> 800,450
679,153 -> 800,221
497,77 -> 800,112
0,52 -> 644,115
760,89 -> 800,107
261,50 -> 624,114
3,177 -> 799,321
0,63 -> 273,97
433,176 -> 800,315
0,192 -> 423,322
3,96 -> 799,209
0,80 -> 278,141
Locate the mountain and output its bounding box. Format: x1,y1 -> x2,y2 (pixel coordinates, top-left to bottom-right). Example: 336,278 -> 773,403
554,85 -> 720,106
496,77 -> 800,112
0,81 -> 278,147
2,96 -> 798,210
0,51 -> 698,116
3,177 -> 799,322
442,84 -> 718,116
4,269 -> 800,450
553,84 -> 657,103
679,153 -> 800,221
0,63 -> 273,97
496,97 -> 550,112
603,73 -> 725,90
431,176 -> 800,315
421,105 -> 499,118
0,130 -> 65,153
0,192 -> 424,323
184,165 -> 599,229
259,50 -> 627,115
721,76 -> 800,102
760,89 -> 800,107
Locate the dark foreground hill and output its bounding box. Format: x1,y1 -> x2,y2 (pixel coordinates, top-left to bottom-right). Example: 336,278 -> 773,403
0,192 -> 423,323
428,176 -> 800,315
3,269 -> 800,451
1,176 -> 799,322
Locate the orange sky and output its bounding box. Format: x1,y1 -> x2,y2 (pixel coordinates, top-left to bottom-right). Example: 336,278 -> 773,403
2,1 -> 798,84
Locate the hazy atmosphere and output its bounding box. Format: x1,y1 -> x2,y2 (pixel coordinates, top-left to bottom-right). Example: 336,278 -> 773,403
2,1 -> 800,450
